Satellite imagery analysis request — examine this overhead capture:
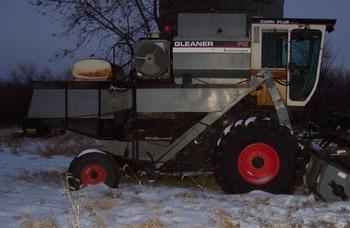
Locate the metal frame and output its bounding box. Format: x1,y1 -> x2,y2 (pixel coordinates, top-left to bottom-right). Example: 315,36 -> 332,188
27,81 -> 117,140
26,70 -> 290,165
153,70 -> 291,163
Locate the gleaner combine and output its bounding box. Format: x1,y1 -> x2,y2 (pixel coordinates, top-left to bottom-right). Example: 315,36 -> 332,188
24,0 -> 340,195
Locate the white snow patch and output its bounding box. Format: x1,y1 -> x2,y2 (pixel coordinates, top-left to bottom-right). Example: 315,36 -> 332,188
76,148 -> 106,158
244,116 -> 257,126
217,137 -> 222,146
234,119 -> 244,128
223,124 -> 234,136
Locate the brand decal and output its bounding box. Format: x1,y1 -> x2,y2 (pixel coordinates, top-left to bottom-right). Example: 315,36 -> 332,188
174,41 -> 214,48
173,41 -> 250,48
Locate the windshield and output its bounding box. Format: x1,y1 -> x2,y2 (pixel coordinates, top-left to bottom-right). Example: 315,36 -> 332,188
289,29 -> 322,101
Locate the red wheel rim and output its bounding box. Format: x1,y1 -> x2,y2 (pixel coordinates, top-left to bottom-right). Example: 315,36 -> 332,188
80,164 -> 107,186
238,143 -> 280,185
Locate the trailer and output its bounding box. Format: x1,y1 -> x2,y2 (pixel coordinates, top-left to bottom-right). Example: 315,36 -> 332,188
24,11 -> 336,194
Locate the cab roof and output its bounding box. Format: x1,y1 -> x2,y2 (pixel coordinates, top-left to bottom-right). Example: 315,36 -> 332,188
251,17 -> 336,33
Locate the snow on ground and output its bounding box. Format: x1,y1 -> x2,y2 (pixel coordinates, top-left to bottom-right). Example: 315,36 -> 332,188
1,129 -> 350,227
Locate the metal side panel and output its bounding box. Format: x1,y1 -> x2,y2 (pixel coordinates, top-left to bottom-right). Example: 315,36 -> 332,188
109,90 -> 133,113
173,53 -> 251,71
68,89 -> 99,118
101,140 -> 171,160
136,88 -> 249,113
68,89 -> 132,117
101,90 -> 115,116
317,164 -> 350,202
28,89 -> 66,118
307,155 -> 350,202
28,88 -> 119,119
177,13 -> 247,38
265,71 -> 292,130
155,77 -> 265,163
174,78 -> 249,85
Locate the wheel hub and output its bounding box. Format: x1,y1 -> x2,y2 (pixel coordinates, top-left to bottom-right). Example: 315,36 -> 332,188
238,143 -> 280,185
252,156 -> 265,169
81,164 -> 107,186
90,170 -> 98,179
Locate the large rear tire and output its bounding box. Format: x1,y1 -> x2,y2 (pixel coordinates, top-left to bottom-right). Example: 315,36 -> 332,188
214,119 -> 297,194
67,152 -> 120,191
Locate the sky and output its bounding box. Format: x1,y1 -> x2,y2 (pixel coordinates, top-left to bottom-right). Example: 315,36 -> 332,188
0,1 -> 72,76
0,0 -> 349,78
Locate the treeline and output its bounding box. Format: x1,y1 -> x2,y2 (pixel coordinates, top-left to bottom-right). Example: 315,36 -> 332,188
0,64 -> 70,87
0,64 -> 70,124
305,67 -> 350,125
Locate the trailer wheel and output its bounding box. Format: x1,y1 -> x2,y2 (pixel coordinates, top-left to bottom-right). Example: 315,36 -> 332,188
67,152 -> 120,191
215,120 -> 297,194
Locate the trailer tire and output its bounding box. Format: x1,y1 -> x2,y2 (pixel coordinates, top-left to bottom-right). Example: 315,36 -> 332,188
215,120 -> 297,194
67,152 -> 120,191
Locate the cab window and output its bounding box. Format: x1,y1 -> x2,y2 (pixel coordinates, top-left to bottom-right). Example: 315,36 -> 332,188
289,29 -> 322,101
262,32 -> 288,68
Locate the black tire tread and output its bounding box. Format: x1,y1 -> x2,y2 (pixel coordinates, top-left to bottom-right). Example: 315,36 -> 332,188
214,118 -> 297,194
67,153 -> 120,191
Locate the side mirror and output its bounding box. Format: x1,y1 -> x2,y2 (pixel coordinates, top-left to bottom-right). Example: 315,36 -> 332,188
72,59 -> 113,81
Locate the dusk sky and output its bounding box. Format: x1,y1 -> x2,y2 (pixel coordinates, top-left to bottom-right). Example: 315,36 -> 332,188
0,0 -> 348,78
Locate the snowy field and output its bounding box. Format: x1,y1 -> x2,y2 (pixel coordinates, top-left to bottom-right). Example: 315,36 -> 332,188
1,128 -> 350,228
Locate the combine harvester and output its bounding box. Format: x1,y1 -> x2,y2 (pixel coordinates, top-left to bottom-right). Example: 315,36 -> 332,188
24,0 -> 346,199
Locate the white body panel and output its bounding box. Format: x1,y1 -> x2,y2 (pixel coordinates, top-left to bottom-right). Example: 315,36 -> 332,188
251,23 -> 326,107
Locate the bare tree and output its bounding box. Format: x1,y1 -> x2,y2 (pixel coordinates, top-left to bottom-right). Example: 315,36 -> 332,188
30,0 -> 160,68
10,64 -> 42,85
306,40 -> 350,122
6,63 -> 68,86
320,39 -> 337,77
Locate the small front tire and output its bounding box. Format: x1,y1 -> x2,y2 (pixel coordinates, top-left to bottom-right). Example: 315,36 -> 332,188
67,152 -> 120,191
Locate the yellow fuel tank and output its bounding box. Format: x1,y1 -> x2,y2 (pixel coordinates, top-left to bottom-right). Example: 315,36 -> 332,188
72,59 -> 112,80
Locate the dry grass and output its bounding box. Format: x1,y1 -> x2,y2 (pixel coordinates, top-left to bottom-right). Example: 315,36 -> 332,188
16,169 -> 64,187
174,191 -> 197,199
0,134 -> 23,154
64,174 -> 121,228
174,191 -> 199,204
263,223 -> 303,228
20,215 -> 58,228
311,221 -> 337,228
81,196 -> 118,228
36,133 -> 99,158
128,218 -> 167,228
37,144 -> 79,158
122,173 -> 220,191
84,197 -> 118,211
64,174 -> 84,228
84,208 -> 107,228
214,209 -> 239,228
0,129 -> 101,157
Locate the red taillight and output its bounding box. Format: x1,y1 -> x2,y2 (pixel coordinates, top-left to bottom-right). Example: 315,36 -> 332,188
164,25 -> 173,34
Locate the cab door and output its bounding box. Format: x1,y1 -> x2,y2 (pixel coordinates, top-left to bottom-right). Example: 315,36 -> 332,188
251,23 -> 326,107
287,29 -> 323,106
